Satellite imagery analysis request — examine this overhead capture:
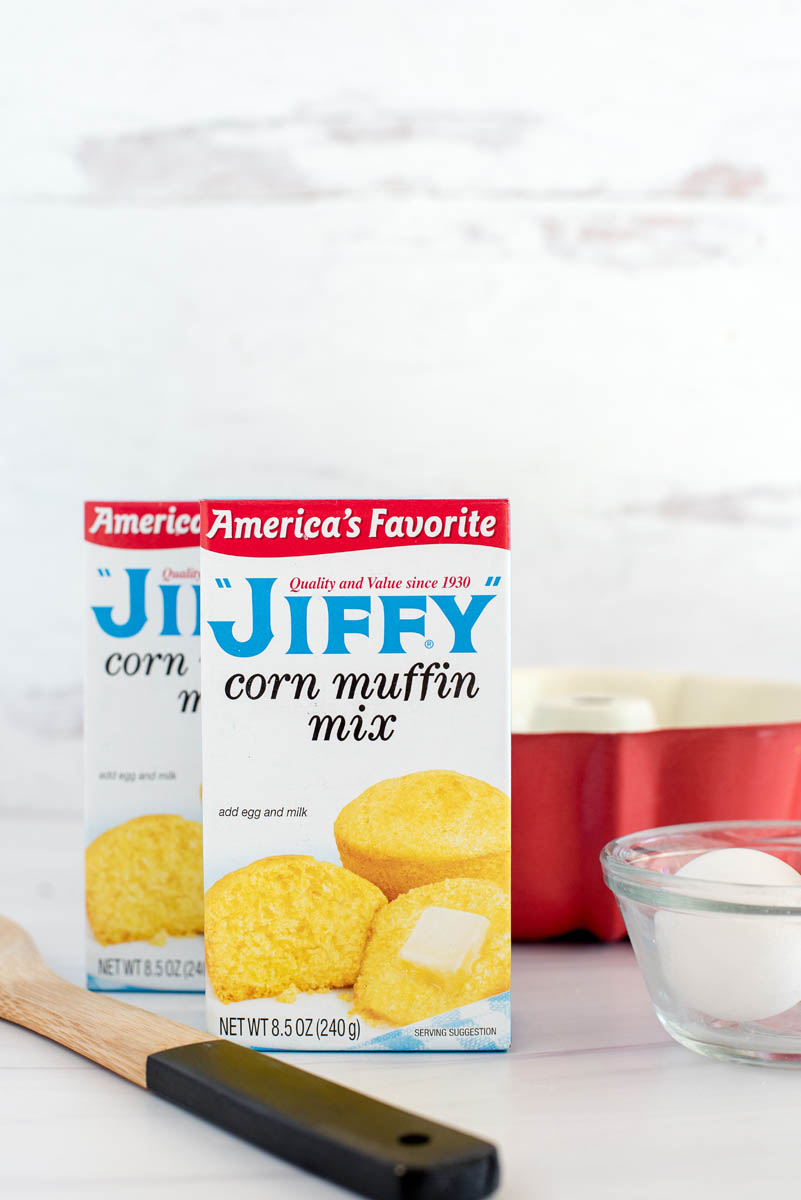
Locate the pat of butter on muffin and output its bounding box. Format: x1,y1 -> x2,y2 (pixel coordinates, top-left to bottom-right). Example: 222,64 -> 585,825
354,877 -> 510,1026
399,906 -> 490,986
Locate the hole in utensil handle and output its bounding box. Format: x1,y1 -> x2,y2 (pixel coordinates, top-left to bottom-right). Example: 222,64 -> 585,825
147,1040 -> 500,1200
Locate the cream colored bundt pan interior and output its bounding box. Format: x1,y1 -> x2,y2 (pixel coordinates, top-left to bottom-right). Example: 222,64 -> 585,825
512,668 -> 801,733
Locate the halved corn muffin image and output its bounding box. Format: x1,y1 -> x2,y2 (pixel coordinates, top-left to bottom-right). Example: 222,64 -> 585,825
85,813 -> 204,946
334,769 -> 510,900
204,855 -> 387,1004
353,877 -> 511,1026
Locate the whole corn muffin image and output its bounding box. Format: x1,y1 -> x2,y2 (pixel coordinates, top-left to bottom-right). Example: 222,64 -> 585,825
353,877 -> 511,1026
334,769 -> 510,900
204,855 -> 387,1004
85,813 -> 204,946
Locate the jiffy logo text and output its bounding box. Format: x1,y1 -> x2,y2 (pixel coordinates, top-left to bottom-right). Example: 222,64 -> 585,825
92,569 -> 200,638
208,578 -> 495,657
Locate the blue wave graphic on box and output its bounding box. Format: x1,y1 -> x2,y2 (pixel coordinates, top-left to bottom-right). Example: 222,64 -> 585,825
362,991 -> 510,1051
87,974 -> 200,994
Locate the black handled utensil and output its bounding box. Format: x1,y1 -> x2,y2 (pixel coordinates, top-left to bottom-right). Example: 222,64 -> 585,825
0,914 -> 499,1199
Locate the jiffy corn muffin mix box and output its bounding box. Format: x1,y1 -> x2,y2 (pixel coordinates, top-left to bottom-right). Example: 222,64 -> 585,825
84,502 -> 204,992
200,499 -> 511,1050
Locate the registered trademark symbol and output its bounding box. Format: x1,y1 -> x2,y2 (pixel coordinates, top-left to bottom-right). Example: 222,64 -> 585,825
424,639 -> 434,649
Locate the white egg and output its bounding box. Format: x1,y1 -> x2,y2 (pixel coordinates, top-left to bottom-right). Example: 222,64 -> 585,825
654,848 -> 801,1023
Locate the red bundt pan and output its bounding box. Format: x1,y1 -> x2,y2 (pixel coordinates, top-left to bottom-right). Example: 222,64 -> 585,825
511,669 -> 801,941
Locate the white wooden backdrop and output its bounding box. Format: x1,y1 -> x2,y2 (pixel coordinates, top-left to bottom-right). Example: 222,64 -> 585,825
2,1 -> 801,833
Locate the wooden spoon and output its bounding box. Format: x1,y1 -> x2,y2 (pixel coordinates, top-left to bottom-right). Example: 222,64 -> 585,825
0,914 -> 499,1199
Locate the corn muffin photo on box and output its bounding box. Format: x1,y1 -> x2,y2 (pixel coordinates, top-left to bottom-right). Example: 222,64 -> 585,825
200,498 -> 511,1050
84,501 -> 204,991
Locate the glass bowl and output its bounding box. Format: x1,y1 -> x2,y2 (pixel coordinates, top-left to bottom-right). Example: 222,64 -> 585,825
601,821 -> 801,1066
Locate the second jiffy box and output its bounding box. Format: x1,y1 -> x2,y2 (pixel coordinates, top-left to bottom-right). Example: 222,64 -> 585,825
84,501 -> 204,992
199,499 -> 511,1050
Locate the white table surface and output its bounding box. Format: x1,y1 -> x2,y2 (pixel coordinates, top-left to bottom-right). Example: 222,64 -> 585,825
3,812 -> 801,1199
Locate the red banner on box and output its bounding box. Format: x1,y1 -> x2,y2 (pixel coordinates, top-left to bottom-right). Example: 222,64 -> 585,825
85,501 -> 201,549
200,499 -> 509,558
